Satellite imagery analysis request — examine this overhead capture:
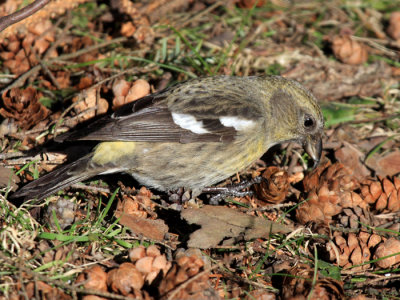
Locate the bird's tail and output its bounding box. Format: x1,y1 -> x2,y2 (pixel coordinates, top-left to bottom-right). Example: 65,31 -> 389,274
11,154 -> 97,201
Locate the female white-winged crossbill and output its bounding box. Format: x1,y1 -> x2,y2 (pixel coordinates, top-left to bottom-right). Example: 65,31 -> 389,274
12,75 -> 324,201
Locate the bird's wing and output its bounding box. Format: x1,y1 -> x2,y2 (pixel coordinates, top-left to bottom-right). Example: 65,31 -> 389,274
56,78 -> 264,144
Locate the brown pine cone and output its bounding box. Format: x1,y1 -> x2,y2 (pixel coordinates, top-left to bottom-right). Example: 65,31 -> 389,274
281,263 -> 344,299
128,245 -> 171,285
281,263 -> 314,298
116,187 -> 156,220
297,161 -> 362,224
75,265 -> 108,292
253,166 -> 290,204
106,262 -> 145,297
373,238 -> 400,269
0,87 -> 50,129
303,161 -> 359,193
0,20 -> 56,75
25,281 -> 71,300
336,207 -> 374,230
325,231 -> 383,271
158,254 -> 215,299
311,278 -> 345,300
360,176 -> 400,212
296,186 -> 342,224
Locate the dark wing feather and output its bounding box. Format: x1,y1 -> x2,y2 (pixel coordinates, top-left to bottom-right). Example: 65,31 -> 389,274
56,93 -> 236,143
56,76 -> 264,144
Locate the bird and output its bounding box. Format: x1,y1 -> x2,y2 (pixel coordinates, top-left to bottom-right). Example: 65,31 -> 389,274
11,75 -> 324,201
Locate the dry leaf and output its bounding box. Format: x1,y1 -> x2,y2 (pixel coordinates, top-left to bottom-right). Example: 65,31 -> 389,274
181,205 -> 292,249
366,150 -> 400,177
117,213 -> 168,241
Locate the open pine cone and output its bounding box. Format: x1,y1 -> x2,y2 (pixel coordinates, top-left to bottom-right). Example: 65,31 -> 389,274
253,166 -> 290,204
297,161 -> 363,224
0,87 -> 50,129
360,176 -> 400,212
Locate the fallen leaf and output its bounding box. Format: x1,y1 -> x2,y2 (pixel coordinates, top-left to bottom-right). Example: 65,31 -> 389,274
118,213 -> 168,242
366,150 -> 400,177
181,205 -> 292,249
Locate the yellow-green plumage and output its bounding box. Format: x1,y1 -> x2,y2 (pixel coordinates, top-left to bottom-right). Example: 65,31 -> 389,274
12,75 -> 324,201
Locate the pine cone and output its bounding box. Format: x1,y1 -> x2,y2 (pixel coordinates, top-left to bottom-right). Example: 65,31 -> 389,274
297,161 -> 361,224
253,166 -> 290,204
311,278 -> 345,300
0,20 -> 56,75
158,254 -> 213,299
281,263 -> 314,298
325,231 -> 383,271
296,186 -> 342,224
116,187 -> 156,220
106,262 -> 145,297
0,87 -> 50,129
360,176 -> 400,212
303,161 -> 359,193
128,245 -> 171,285
373,238 -> 400,269
281,263 -> 344,299
25,281 -> 71,300
76,265 -> 108,292
335,207 -> 374,230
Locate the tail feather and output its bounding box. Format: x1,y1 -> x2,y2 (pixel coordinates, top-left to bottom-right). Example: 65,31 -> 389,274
11,154 -> 97,201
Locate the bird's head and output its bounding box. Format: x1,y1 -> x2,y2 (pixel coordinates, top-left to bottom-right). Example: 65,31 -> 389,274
262,76 -> 324,169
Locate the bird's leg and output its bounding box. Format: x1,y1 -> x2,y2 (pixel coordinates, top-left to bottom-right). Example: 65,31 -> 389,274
203,177 -> 263,205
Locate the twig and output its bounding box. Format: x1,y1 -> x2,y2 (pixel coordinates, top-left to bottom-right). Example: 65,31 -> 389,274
351,35 -> 400,50
0,151 -> 25,160
91,68 -> 133,90
352,8 -> 386,40
345,113 -> 400,125
178,1 -> 224,28
0,0 -> 50,33
359,273 -> 400,285
70,183 -> 111,195
3,152 -> 66,166
1,64 -> 42,94
51,36 -> 127,61
351,35 -> 398,57
246,201 -> 298,212
32,46 -> 61,89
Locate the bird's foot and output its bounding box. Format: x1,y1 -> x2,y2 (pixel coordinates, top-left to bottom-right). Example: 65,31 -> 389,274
203,177 -> 263,205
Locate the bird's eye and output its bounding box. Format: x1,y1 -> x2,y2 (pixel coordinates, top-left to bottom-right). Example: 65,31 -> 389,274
304,115 -> 315,128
